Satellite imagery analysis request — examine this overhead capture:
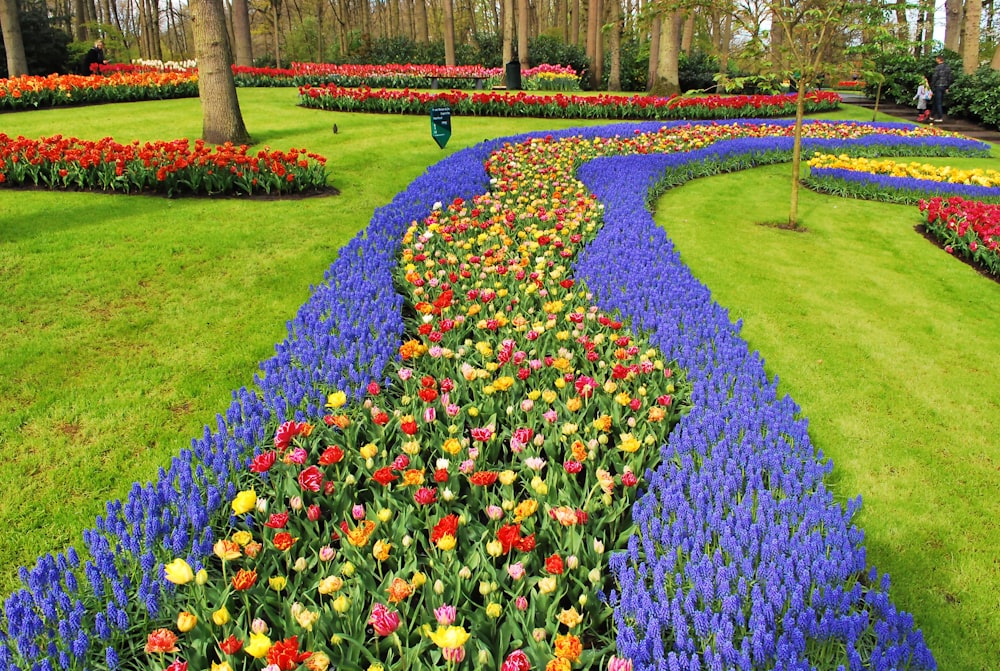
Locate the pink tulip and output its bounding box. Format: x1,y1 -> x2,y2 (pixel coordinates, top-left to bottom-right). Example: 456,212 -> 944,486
434,604 -> 456,625
368,603 -> 400,636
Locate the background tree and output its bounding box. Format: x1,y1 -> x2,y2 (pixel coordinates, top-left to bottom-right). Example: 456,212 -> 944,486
0,0 -> 28,76
190,0 -> 251,144
963,0 -> 982,73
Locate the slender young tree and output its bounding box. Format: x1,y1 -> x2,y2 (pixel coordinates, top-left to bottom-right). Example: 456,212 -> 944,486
944,0 -> 962,51
190,0 -> 251,144
769,0 -> 860,228
443,0 -> 456,64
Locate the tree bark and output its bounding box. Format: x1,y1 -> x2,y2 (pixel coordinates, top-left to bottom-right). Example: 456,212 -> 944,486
73,0 -> 88,41
944,0 -> 962,52
570,0 -> 579,45
0,0 -> 27,76
231,0 -> 254,65
191,0 -> 251,144
585,0 -> 598,87
962,0 -> 982,73
503,0 -> 514,64
650,9 -> 681,96
517,0 -> 529,65
680,10 -> 694,55
647,12 -> 660,91
415,0 -> 428,42
607,0 -> 621,90
443,0 -> 456,64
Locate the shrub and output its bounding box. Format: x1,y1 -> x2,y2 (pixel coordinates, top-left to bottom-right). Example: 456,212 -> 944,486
946,66 -> 1000,130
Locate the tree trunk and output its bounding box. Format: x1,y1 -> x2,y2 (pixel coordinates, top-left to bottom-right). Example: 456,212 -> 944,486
650,9 -> 681,96
788,77 -> 806,228
557,0 -> 566,41
231,0 -> 253,65
0,0 -> 27,76
718,9 -> 731,78
944,0 -> 962,52
517,0 -> 529,65
73,0 -> 88,41
962,0 -> 982,73
503,0 -> 514,64
415,0 -> 428,42
592,0 -> 603,88
570,0 -> 579,45
680,10 -> 694,55
443,0 -> 456,64
607,0 -> 621,90
191,0 -> 251,144
272,0 -> 281,67
585,0 -> 598,87
646,12 -> 660,91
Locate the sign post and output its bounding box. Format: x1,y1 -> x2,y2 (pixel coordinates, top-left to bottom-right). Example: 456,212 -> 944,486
430,107 -> 452,149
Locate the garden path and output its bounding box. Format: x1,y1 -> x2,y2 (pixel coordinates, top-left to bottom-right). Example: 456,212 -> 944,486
840,92 -> 1000,144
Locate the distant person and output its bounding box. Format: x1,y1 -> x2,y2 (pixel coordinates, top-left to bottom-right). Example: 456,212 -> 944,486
914,76 -> 932,122
82,39 -> 107,75
929,55 -> 953,123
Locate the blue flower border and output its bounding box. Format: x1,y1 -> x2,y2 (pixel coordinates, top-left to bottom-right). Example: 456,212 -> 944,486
2,120 -> 986,670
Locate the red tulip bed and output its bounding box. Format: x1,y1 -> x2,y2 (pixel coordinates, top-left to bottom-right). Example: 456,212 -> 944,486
2,120 -> 982,671
297,86 -> 842,121
919,196 -> 1000,278
0,134 -> 329,197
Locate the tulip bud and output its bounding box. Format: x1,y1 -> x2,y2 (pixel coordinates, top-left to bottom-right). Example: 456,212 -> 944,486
377,508 -> 393,523
486,540 -> 503,557
458,566 -> 472,580
485,603 -> 502,618
195,569 -> 209,585
434,579 -> 445,595
588,568 -> 601,584
566,555 -> 579,570
478,581 -> 493,596
442,487 -> 455,501
344,474 -> 356,486
477,649 -> 492,665
593,538 -> 605,554
516,596 -> 528,611
532,628 -> 547,642
251,618 -> 269,634
330,634 -> 342,646
333,595 -> 351,613
579,594 -> 588,606
402,534 -> 413,548
177,611 -> 197,632
292,557 -> 308,572
290,496 -> 303,511
212,606 -> 231,626
342,561 -> 356,577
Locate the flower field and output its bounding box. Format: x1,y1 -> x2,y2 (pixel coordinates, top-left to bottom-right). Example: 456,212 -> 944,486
0,134 -> 329,197
0,72 -> 198,110
805,152 -> 1000,204
297,87 -> 842,121
1,119 -> 987,671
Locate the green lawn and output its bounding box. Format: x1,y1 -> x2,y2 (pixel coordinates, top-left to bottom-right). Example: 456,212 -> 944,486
653,157 -> 1000,671
0,90 -> 997,670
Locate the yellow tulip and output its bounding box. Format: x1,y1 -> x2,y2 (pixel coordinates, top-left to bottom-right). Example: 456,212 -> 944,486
176,611 -> 197,632
212,606 -> 231,626
245,631 -> 272,658
231,489 -> 257,516
163,558 -> 194,585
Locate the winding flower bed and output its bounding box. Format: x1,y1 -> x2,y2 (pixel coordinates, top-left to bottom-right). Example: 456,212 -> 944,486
919,196 -> 1000,278
0,72 -> 199,110
297,88 -> 842,121
2,120 -> 983,671
0,134 -> 329,197
805,153 -> 1000,204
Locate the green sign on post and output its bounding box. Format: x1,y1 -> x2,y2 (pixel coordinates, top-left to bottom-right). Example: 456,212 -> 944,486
430,107 -> 452,149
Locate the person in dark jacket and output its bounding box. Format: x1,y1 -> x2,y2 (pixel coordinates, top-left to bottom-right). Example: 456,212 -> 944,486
929,55 -> 953,122
82,39 -> 107,75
